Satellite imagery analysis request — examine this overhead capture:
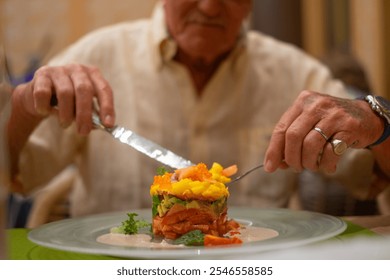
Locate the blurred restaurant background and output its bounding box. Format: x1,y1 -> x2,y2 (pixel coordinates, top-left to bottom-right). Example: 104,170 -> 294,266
1,0 -> 390,229
1,0 -> 390,99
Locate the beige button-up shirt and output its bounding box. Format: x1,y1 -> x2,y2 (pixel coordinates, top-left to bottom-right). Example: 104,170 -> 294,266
19,4 -> 371,217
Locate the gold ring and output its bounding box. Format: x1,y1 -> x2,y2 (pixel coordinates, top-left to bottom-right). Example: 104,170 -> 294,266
313,127 -> 329,141
330,139 -> 348,156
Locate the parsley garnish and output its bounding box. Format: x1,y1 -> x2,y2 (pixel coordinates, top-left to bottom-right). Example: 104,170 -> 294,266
111,213 -> 151,235
156,166 -> 169,175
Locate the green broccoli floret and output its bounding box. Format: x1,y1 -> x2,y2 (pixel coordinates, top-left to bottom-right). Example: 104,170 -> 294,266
172,230 -> 205,246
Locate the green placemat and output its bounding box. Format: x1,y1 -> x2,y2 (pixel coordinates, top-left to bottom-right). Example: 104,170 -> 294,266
6,220 -> 376,260
335,220 -> 377,240
7,228 -> 121,260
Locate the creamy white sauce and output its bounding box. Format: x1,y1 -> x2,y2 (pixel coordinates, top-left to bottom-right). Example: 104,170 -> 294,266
96,233 -> 184,248
235,226 -> 279,242
96,226 -> 278,248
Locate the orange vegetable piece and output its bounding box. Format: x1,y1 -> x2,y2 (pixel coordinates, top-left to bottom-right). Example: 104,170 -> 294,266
204,235 -> 243,246
175,163 -> 211,181
221,164 -> 238,177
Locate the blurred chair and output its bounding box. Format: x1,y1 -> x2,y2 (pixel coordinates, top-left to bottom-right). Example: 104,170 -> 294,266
25,166 -> 75,228
320,50 -> 371,94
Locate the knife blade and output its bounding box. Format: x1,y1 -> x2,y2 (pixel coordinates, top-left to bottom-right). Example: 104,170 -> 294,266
92,112 -> 195,169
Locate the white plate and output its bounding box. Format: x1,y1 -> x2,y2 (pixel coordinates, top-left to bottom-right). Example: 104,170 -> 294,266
28,208 -> 346,259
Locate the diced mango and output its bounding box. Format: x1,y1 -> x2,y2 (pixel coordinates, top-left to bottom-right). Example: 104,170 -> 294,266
150,162 -> 236,200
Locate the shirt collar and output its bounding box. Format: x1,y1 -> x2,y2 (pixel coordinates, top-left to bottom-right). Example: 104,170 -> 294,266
148,2 -> 175,70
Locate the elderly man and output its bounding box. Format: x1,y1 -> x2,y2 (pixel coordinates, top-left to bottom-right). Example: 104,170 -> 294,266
7,0 -> 390,218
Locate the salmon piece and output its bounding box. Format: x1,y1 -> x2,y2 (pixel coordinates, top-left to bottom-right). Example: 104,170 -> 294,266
164,204 -> 186,216
162,208 -> 200,225
226,219 -> 240,230
186,211 -> 216,224
153,206 -> 239,240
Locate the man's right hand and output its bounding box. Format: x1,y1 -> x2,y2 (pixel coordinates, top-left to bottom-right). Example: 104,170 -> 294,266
13,63 -> 116,135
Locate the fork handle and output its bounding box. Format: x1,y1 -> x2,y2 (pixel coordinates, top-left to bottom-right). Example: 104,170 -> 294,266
229,164 -> 264,184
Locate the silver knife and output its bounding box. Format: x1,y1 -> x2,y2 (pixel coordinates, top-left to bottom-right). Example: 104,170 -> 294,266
92,112 -> 195,169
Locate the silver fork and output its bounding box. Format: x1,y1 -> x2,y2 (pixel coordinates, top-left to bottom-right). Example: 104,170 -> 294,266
229,164 -> 264,184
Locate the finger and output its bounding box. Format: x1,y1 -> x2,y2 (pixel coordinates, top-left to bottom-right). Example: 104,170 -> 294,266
70,65 -> 95,135
308,121 -> 340,172
50,68 -> 75,128
265,90 -> 322,172
31,67 -> 55,116
284,113 -> 320,172
89,67 -> 115,127
318,142 -> 339,173
320,129 -> 360,173
264,119 -> 291,172
301,128 -> 328,171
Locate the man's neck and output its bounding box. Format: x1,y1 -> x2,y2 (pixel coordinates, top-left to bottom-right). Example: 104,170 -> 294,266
174,50 -> 230,96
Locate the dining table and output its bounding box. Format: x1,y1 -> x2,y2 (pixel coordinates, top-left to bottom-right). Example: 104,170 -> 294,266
5,213 -> 390,260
